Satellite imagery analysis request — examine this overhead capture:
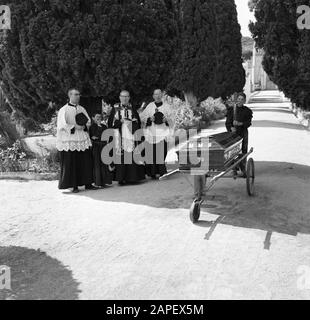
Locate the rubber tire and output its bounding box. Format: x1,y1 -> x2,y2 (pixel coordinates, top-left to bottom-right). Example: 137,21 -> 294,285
190,200 -> 201,223
246,158 -> 255,196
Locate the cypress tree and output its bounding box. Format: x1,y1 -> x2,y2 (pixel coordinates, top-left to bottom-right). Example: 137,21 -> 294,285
0,0 -> 178,121
210,0 -> 245,98
250,0 -> 310,110
296,0 -> 310,110
170,0 -> 245,106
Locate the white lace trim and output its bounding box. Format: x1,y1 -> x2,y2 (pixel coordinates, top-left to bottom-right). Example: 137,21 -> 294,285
56,138 -> 92,152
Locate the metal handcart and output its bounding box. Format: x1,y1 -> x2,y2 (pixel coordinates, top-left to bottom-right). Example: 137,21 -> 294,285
160,132 -> 255,223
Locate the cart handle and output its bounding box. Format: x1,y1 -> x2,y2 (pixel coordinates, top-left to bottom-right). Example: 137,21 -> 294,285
159,168 -> 180,180
159,147 -> 254,183
205,147 -> 254,192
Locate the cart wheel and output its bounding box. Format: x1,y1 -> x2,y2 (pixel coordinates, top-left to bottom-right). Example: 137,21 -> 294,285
246,158 -> 255,196
190,200 -> 201,223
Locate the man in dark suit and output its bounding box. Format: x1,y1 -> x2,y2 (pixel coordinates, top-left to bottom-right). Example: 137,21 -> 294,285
225,92 -> 253,177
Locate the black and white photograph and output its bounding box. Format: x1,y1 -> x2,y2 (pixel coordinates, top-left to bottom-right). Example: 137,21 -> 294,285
1,0 -> 310,309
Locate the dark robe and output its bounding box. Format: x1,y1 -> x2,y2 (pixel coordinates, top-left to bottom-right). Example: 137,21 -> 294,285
145,140 -> 168,177
108,104 -> 145,183
145,102 -> 169,177
58,149 -> 93,189
225,104 -> 253,154
89,122 -> 113,186
225,104 -> 253,172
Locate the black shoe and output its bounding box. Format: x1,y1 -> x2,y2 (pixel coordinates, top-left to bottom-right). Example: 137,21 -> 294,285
72,188 -> 79,193
85,185 -> 99,190
118,181 -> 126,186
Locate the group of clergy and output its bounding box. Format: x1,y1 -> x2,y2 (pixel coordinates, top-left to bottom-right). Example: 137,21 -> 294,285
56,88 -> 173,193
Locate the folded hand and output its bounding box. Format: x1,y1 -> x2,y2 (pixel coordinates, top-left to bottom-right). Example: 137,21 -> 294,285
75,124 -> 85,130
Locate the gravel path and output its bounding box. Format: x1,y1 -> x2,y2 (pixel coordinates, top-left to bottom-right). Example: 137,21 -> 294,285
1,91 -> 310,300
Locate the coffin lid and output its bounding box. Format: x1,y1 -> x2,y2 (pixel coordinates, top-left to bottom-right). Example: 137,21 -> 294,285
180,131 -> 242,152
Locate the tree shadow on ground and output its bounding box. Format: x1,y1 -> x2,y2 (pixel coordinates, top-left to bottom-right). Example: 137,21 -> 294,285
191,161 -> 310,247
0,246 -> 81,300
252,120 -> 306,131
249,108 -> 293,114
81,161 -> 310,244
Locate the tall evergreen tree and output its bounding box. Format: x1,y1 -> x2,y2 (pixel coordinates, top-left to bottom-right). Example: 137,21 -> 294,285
210,0 -> 245,98
0,0 -> 178,122
170,0 -> 245,106
296,0 -> 310,110
0,1 -> 44,120
250,0 -> 310,110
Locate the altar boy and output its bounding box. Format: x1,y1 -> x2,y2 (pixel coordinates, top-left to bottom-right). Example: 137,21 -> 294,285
89,111 -> 113,187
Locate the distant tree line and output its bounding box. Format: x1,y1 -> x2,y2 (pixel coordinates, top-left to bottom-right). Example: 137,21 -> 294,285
250,0 -> 310,111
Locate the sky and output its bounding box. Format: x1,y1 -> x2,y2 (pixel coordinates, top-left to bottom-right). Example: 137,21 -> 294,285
235,0 -> 255,37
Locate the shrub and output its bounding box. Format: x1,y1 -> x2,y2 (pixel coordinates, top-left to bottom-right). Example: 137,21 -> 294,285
22,118 -> 42,135
162,94 -> 227,130
42,114 -> 57,136
0,140 -> 27,172
26,154 -> 59,173
162,95 -> 196,130
200,97 -> 227,121
0,139 -> 59,173
0,111 -> 20,148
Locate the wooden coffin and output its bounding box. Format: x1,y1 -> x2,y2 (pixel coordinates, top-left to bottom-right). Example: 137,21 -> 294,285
177,131 -> 242,172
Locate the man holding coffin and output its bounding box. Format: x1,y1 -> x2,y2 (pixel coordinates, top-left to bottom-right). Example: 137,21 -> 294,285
56,88 -> 98,193
225,92 -> 253,177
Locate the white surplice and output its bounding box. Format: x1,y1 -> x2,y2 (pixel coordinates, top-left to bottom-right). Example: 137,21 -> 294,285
139,102 -> 173,144
56,104 -> 92,152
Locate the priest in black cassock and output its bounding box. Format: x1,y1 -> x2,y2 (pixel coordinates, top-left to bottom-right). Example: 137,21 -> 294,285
108,90 -> 145,185
56,88 -> 98,193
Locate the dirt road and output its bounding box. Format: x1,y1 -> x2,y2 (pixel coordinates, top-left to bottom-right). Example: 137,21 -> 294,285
1,91 -> 310,300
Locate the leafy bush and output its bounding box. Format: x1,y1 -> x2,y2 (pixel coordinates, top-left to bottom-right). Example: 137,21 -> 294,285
162,95 -> 196,130
162,94 -> 227,130
199,97 -> 227,121
0,140 -> 26,172
22,118 -> 42,135
26,153 -> 59,173
0,111 -> 20,148
0,139 -> 59,173
42,114 -> 57,136
25,148 -> 59,173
